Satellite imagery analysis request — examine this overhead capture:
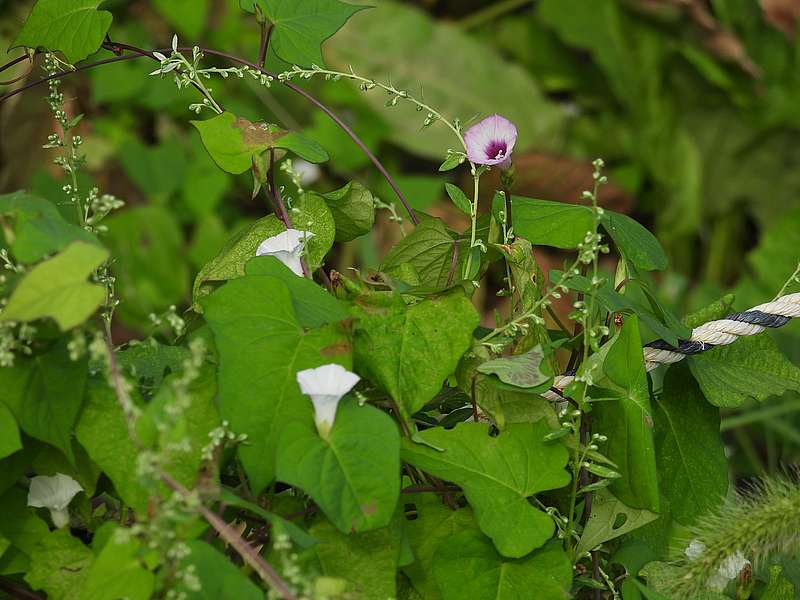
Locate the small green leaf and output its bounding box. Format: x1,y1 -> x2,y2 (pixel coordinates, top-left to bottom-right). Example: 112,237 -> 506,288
0,339 -> 87,462
277,132 -> 329,164
0,191 -> 100,264
438,154 -> 464,172
320,182 -> 375,242
0,241 -> 108,331
117,339 -> 191,399
192,112 -> 287,175
240,0 -> 368,67
689,334 -> 800,408
381,218 -> 467,293
402,421 -> 570,558
12,0 -> 113,63
434,533 -> 572,600
174,540 -> 262,600
576,490 -> 658,557
276,399 -> 400,533
599,211 -> 668,272
653,364 -> 728,525
476,346 -> 551,390
351,291 -> 478,418
192,112 -> 327,175
444,183 -> 472,215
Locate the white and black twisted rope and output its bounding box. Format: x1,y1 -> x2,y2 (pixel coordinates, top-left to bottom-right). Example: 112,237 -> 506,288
543,292 -> 800,402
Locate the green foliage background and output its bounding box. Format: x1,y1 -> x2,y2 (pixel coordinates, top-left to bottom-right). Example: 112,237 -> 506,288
2,1 -> 800,599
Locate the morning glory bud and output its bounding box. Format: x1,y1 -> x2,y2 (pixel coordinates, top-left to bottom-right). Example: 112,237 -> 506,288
256,229 -> 314,276
27,473 -> 83,528
296,364 -> 360,438
463,114 -> 518,169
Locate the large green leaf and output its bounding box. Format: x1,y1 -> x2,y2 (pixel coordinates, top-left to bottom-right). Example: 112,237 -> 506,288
319,182 -> 375,242
351,291 -> 478,418
402,421 -> 570,558
276,399 -> 400,533
576,490 -> 658,556
433,533 -> 572,600
76,379 -> 148,513
79,526 -> 154,600
12,0 -> 113,63
402,494 -> 477,599
0,486 -> 50,571
381,218 -> 466,293
246,256 -> 349,328
508,196 -> 666,270
175,540 -> 262,600
505,197 -> 593,249
192,112 -> 327,175
0,241 -> 108,331
0,404 -> 22,460
25,529 -> 93,600
591,317 -> 660,512
202,274 -> 352,492
326,1 -> 563,159
192,216 -> 283,307
688,335 -> 800,408
293,191 -> 336,268
241,0 -> 367,67
0,191 -> 99,264
653,365 -> 728,525
310,517 -> 401,598
0,340 -> 87,462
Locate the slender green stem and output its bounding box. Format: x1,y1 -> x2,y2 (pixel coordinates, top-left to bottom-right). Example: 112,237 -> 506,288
463,173 -> 481,280
287,66 -> 468,151
775,260 -> 800,300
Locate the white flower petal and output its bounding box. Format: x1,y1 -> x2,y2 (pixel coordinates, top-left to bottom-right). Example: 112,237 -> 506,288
718,552 -> 749,580
256,229 -> 314,276
296,364 -> 360,436
685,539 -> 705,560
28,474 -> 83,528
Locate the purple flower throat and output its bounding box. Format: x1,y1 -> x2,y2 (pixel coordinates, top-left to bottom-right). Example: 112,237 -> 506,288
485,140 -> 508,161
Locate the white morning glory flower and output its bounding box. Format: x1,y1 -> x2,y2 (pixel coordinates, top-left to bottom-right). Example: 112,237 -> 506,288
256,229 -> 314,276
464,114 -> 518,168
27,473 -> 83,529
296,364 -> 360,438
684,539 -> 750,592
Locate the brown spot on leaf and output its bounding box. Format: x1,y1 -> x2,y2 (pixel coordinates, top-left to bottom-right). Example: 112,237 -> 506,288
360,501 -> 378,515
233,117 -> 287,147
321,341 -> 351,356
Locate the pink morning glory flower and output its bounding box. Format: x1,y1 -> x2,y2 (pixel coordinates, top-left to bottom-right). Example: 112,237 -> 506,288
464,114 -> 518,168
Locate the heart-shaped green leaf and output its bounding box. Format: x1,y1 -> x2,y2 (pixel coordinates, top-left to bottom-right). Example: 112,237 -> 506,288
402,421 -> 570,558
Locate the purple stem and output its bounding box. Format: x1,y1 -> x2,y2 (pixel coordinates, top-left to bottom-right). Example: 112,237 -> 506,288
0,41 -> 419,225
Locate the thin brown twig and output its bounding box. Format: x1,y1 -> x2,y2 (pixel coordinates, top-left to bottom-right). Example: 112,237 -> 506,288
0,578 -> 44,600
161,473 -> 297,600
